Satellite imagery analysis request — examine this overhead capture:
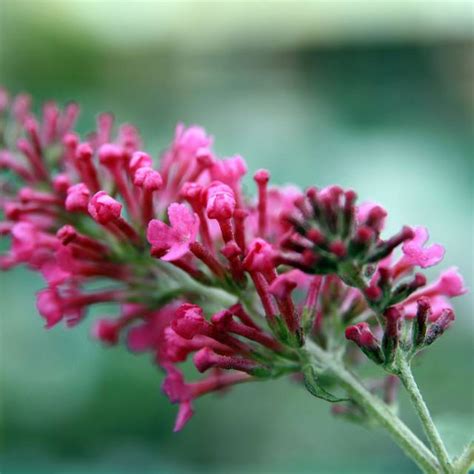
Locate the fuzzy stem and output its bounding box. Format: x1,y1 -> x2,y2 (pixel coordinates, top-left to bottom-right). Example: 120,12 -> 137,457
398,357 -> 453,473
156,260 -> 443,474
453,441 -> 474,474
305,340 -> 440,474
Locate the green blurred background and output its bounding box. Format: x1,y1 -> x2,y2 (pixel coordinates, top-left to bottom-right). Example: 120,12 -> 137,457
1,1 -> 473,473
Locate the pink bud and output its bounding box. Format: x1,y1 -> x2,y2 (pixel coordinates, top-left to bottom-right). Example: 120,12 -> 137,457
76,143 -> 93,161
53,174 -> 72,193
88,191 -> 122,224
254,169 -> 270,184
98,143 -> 124,167
36,288 -> 63,328
205,182 -> 236,220
357,202 -> 387,232
242,238 -> 275,272
425,308 -> 455,345
193,347 -> 218,372
65,183 -> 90,212
133,166 -> 163,191
63,133 -> 79,150
92,319 -> 120,345
172,304 -> 206,339
57,224 -> 77,244
329,240 -> 347,258
345,322 -> 377,348
129,151 -> 152,174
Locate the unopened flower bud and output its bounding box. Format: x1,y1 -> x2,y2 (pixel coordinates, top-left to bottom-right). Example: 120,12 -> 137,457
98,143 -> 124,167
129,151 -> 152,174
172,304 -> 206,339
412,297 -> 430,348
88,191 -> 122,224
92,318 -> 121,345
206,182 -> 236,220
425,308 -> 455,346
65,183 -> 90,212
133,166 -> 163,191
382,307 -> 402,365
345,322 -> 384,364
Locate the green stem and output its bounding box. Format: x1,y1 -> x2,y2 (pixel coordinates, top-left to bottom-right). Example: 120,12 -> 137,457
156,261 -> 237,307
306,341 -> 440,474
398,357 -> 452,473
158,261 -> 445,473
453,442 -> 474,474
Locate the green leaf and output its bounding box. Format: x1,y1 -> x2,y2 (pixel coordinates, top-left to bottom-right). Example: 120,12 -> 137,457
303,365 -> 349,403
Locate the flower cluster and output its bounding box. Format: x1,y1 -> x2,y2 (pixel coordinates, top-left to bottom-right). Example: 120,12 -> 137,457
0,88 -> 467,432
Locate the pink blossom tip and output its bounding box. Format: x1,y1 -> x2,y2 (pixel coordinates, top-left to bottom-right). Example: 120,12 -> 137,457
205,182 -> 236,220
88,191 -> 122,224
98,143 -> 124,166
172,304 -> 206,339
65,183 -> 91,212
129,151 -> 152,174
133,166 -> 163,191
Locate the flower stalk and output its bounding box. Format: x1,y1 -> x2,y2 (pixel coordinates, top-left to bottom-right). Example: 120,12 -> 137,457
397,356 -> 453,473
305,340 -> 441,473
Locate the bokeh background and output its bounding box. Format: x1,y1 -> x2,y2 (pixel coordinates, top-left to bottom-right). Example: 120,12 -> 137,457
1,1 -> 473,473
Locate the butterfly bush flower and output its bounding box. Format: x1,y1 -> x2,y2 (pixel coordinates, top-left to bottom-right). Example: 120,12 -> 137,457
0,88 -> 470,474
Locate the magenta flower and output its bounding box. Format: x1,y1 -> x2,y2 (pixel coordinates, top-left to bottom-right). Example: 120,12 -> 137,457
0,90 -> 469,470
147,203 -> 199,261
423,267 -> 467,298
401,226 -> 445,268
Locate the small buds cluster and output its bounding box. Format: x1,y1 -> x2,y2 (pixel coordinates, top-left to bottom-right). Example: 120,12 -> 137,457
0,88 -> 467,431
282,186 -> 418,275
345,298 -> 457,370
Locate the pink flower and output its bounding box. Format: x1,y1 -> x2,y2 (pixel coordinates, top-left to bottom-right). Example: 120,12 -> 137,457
161,364 -> 194,432
174,124 -> 212,158
7,222 -> 58,267
430,267 -> 467,297
262,185 -> 302,239
147,203 -> 199,261
127,304 -> 177,352
402,226 -> 445,268
210,155 -> 247,186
